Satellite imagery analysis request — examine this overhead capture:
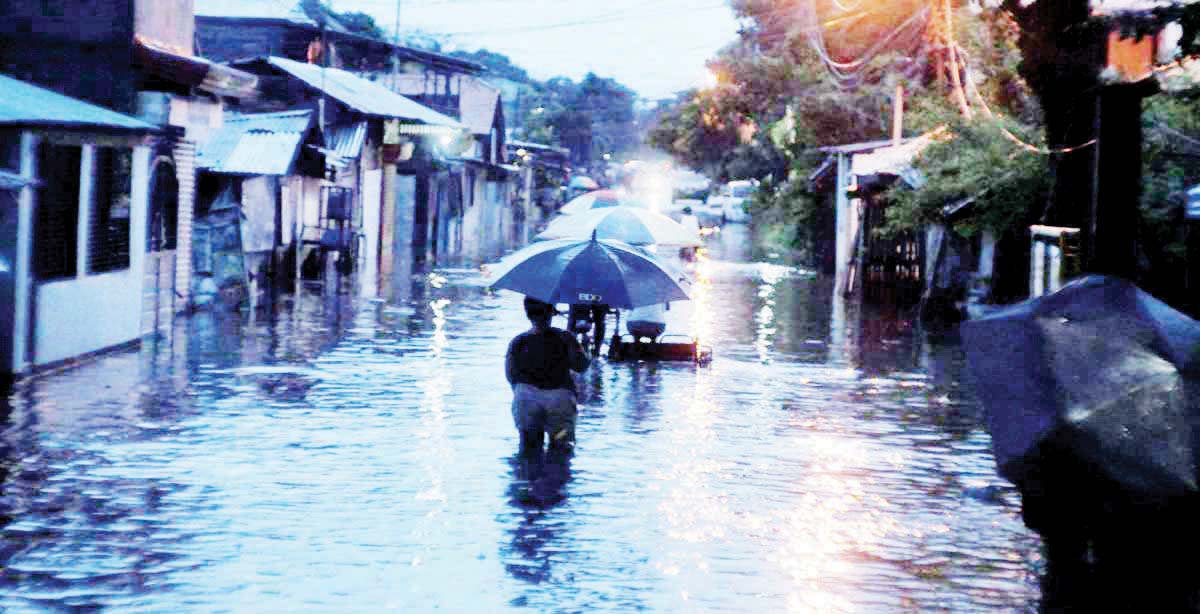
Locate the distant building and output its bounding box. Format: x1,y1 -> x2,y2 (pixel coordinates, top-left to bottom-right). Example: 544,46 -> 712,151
0,74 -> 158,381
228,56 -> 465,300
194,109 -> 327,304
193,0 -> 484,119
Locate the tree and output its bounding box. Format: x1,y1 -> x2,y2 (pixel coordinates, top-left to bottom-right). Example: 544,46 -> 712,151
649,0 -> 1038,263
337,11 -> 385,40
449,49 -> 531,83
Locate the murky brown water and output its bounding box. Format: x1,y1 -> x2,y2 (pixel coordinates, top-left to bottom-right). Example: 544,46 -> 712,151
0,225 -> 1043,612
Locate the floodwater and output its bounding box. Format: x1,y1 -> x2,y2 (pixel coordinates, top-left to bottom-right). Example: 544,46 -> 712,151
0,225 -> 1044,613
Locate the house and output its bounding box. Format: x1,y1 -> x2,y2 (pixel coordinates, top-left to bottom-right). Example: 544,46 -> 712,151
506,140 -> 572,237
0,74 -> 158,382
193,0 -> 485,115
0,0 -> 259,329
811,132 -> 999,318
391,73 -> 516,263
228,56 -> 465,300
194,110 -> 327,304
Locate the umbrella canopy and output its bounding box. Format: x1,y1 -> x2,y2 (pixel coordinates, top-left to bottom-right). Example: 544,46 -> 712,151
535,206 -> 702,247
558,189 -> 625,215
487,236 -> 690,309
568,176 -> 599,190
962,275 -> 1200,496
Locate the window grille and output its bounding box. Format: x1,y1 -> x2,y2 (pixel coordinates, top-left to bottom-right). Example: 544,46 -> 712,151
34,144 -> 81,281
88,147 -> 132,274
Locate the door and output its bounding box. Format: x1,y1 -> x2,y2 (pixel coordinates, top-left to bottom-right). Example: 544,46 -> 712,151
142,156 -> 179,337
0,190 -> 18,376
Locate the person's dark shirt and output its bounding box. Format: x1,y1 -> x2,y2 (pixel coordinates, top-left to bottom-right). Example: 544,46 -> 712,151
506,326 -> 590,393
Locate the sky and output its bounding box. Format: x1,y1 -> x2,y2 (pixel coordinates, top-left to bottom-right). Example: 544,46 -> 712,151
328,0 -> 743,100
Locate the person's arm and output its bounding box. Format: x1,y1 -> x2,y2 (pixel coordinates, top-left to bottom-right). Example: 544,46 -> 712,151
562,331 -> 591,372
505,337 -> 519,387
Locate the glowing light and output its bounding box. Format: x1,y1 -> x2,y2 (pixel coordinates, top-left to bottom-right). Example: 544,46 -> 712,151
702,67 -> 720,89
515,148 -> 528,157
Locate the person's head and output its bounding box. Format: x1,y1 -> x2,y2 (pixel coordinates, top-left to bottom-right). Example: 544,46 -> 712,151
682,206 -> 693,215
523,297 -> 555,328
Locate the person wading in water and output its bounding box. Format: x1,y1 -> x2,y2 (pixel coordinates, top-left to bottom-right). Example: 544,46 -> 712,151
506,297 -> 590,455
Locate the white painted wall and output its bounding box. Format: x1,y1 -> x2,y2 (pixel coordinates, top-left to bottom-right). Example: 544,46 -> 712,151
833,152 -> 863,297
33,146 -> 150,367
360,169 -> 382,297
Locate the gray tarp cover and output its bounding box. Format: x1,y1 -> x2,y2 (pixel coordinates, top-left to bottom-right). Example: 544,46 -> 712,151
962,275 -> 1200,496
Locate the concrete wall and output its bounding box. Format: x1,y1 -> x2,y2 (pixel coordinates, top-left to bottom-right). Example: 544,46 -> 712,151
360,169 -> 382,297
34,145 -> 150,366
195,18 -> 306,63
0,0 -> 138,113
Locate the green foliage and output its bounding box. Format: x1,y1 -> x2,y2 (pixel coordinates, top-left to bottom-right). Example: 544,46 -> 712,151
336,11 -> 385,40
1139,96 -> 1200,275
883,116 -> 1051,237
649,0 -> 1044,258
449,49 -> 531,83
513,73 -> 640,163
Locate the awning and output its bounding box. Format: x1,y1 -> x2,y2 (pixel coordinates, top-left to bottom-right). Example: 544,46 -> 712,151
328,122 -> 368,160
134,36 -> 258,99
197,110 -> 314,175
0,74 -> 157,132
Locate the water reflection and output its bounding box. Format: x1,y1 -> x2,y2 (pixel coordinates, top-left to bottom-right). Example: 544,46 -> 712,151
0,226 -> 1043,612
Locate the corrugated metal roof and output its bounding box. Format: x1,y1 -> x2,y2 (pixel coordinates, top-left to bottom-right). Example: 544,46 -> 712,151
328,122 -> 367,160
222,132 -> 305,175
197,110 -> 313,175
267,57 -> 465,127
0,74 -> 157,132
817,137 -> 914,154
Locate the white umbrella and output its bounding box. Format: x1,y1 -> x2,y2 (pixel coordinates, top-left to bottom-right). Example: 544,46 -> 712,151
537,206 -> 702,247
557,189 -> 627,215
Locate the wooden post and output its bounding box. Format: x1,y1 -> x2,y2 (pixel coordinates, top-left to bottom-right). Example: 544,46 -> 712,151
1088,83 -> 1148,278
892,83 -> 904,145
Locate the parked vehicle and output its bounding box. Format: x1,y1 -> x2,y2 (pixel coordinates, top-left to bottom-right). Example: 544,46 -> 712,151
705,180 -> 756,223
694,199 -> 724,228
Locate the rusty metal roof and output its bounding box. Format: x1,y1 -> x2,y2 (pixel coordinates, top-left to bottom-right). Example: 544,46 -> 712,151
0,74 -> 157,132
197,110 -> 314,175
266,57 -> 465,127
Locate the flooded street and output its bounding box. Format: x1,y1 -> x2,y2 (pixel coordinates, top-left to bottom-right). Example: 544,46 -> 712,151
0,225 -> 1043,613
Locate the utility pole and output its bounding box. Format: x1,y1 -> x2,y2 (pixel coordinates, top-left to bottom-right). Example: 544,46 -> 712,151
391,0 -> 402,89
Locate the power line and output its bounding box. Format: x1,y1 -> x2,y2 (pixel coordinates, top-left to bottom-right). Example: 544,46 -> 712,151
437,2 -> 728,36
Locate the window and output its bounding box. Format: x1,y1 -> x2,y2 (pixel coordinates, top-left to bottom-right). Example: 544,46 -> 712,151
34,144 -> 81,281
88,147 -> 132,273
0,130 -> 20,172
